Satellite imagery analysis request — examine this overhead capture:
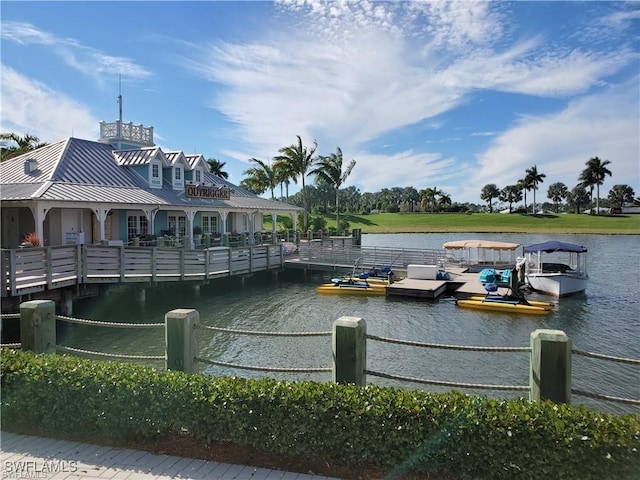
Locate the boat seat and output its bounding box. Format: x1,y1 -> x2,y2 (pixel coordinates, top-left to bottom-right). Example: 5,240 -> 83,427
483,282 -> 499,294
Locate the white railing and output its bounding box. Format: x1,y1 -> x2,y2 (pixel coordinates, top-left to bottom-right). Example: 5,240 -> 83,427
2,244 -> 283,296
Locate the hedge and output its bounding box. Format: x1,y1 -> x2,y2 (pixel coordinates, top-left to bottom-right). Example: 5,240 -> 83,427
1,348 -> 638,479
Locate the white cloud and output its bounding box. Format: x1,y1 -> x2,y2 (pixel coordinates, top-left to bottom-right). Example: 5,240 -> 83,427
1,22 -> 152,86
1,66 -> 97,142
465,78 -> 640,203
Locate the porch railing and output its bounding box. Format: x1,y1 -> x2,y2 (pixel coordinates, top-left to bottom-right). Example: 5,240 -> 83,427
1,244 -> 284,297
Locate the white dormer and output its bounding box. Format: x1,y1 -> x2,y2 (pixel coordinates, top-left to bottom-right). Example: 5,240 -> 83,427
184,154 -> 208,185
164,151 -> 190,190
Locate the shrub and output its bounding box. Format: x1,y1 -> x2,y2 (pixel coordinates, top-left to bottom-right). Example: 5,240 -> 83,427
2,349 -> 639,479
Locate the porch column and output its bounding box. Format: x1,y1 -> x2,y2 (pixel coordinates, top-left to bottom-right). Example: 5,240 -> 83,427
291,212 -> 298,243
185,209 -> 197,249
91,207 -> 111,242
271,211 -> 278,243
142,207 -> 160,237
29,205 -> 51,246
219,211 -> 229,234
248,211 -> 258,245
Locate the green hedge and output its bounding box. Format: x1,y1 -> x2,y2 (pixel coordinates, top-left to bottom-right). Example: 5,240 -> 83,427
2,349 -> 639,479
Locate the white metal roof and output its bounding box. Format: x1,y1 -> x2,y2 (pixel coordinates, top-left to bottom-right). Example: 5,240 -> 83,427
0,137 -> 302,213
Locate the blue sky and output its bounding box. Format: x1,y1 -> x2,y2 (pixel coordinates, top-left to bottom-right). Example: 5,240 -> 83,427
2,1 -> 639,204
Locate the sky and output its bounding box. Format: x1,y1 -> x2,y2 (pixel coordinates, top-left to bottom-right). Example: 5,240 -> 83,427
1,0 -> 639,205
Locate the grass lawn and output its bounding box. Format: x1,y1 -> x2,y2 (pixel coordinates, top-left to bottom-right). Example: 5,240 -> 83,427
267,212 -> 640,235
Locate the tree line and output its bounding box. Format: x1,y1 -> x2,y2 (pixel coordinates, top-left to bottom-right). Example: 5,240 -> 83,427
480,157 -> 636,215
4,132 -> 637,231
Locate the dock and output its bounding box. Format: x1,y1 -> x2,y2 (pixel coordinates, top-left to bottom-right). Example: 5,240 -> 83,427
386,268 -> 500,299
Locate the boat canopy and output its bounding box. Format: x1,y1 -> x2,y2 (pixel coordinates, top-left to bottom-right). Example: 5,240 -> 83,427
443,240 -> 519,250
524,241 -> 587,253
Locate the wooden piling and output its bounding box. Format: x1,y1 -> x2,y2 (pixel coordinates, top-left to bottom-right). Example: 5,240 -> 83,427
333,316 -> 367,386
530,329 -> 572,403
165,308 -> 199,373
20,300 -> 56,354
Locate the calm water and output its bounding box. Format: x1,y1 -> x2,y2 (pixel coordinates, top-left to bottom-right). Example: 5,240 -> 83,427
65,233 -> 640,415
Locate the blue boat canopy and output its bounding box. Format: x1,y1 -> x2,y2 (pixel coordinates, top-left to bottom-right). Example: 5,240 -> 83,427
524,241 -> 587,253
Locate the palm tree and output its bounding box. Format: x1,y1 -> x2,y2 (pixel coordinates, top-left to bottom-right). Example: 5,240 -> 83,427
206,158 -> 229,179
437,192 -> 452,211
516,177 -> 530,213
608,184 -> 635,209
419,187 -> 441,212
273,136 -> 318,229
525,165 -> 546,214
309,147 -> 356,228
499,185 -> 522,213
480,184 -> 500,213
547,182 -> 568,213
579,156 -> 612,214
566,184 -> 590,214
0,133 -> 47,161
243,158 -> 276,199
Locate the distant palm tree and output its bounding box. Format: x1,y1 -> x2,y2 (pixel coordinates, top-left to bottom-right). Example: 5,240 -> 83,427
309,147 -> 356,228
274,136 -> 318,229
480,184 -> 500,213
419,187 -> 442,212
437,192 -> 452,211
524,165 -> 546,214
243,158 -> 276,199
579,156 -> 611,214
206,158 -> 229,179
516,177 -> 530,213
547,182 -> 568,213
499,185 -> 522,213
0,133 -> 47,162
607,184 -> 635,209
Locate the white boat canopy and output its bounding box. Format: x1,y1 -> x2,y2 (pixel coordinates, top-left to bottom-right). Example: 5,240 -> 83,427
443,240 -> 519,250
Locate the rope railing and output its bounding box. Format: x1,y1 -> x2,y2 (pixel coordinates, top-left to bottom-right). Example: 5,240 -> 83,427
196,325 -> 332,374
199,324 -> 332,337
571,389 -> 640,406
572,348 -> 640,365
366,369 -> 530,392
366,333 -> 531,353
3,307 -> 638,409
195,356 -> 332,374
57,345 -> 164,361
56,314 -> 164,328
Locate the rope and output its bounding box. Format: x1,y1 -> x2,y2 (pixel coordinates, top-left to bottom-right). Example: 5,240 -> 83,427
0,313 -> 20,319
366,334 -> 530,353
56,315 -> 164,328
366,369 -> 530,392
572,389 -> 640,406
199,325 -> 332,337
195,357 -> 332,373
572,349 -> 640,365
1,343 -> 21,349
57,345 -> 165,361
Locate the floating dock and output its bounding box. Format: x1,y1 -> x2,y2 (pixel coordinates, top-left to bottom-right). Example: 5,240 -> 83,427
386,268 -> 504,300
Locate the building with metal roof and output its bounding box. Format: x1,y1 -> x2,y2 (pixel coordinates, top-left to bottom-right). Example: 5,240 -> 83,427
0,119 -> 302,249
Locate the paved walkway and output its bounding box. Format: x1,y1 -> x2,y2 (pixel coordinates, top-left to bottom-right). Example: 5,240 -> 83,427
1,432 -> 341,480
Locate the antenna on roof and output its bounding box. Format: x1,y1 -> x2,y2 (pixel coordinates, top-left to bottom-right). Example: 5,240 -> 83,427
118,74 -> 123,124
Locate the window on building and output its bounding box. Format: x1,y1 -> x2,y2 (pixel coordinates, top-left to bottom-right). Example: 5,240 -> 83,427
174,167 -> 181,180
127,214 -> 148,240
201,214 -> 218,235
152,164 -> 159,178
168,214 -> 187,237
195,169 -> 201,183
